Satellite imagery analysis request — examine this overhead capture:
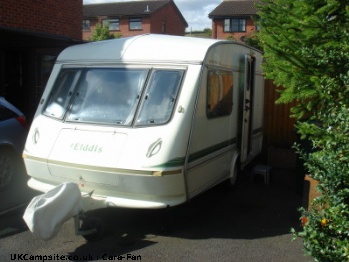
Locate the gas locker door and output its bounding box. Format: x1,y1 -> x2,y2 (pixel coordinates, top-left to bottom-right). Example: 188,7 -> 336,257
240,55 -> 255,166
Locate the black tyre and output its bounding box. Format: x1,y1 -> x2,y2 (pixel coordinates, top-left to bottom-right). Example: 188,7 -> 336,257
0,148 -> 18,191
81,216 -> 105,242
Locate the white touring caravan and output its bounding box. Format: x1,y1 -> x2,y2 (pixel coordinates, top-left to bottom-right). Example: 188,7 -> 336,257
23,34 -> 264,213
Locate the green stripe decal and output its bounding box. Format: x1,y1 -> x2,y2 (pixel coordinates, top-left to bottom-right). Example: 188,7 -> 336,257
149,126 -> 262,168
152,157 -> 186,168
253,127 -> 263,135
151,137 -> 237,168
188,137 -> 237,163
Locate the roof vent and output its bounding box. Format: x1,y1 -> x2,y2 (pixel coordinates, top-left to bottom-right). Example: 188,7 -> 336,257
145,5 -> 150,12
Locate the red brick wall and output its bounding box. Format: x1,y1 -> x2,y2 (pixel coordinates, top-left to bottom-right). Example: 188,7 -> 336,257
150,2 -> 186,35
0,0 -> 82,40
212,18 -> 256,41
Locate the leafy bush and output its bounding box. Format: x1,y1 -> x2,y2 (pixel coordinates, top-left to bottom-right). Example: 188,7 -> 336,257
293,106 -> 349,261
257,0 -> 349,260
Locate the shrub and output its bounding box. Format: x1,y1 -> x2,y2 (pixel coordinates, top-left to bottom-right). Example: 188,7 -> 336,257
293,106 -> 349,261
90,22 -> 116,41
257,0 -> 349,260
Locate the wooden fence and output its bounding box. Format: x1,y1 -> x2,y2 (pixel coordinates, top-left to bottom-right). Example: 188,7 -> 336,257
262,79 -> 297,152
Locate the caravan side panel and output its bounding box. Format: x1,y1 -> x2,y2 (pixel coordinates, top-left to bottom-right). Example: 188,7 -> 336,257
185,43 -> 264,198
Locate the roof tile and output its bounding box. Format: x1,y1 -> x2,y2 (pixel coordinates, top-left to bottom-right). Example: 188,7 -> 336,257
84,0 -> 171,18
209,0 -> 259,17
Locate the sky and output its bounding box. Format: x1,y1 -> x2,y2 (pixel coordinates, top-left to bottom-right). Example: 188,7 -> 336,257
83,0 -> 222,31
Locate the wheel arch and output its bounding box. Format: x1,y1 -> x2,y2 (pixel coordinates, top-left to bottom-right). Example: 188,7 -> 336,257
229,151 -> 241,185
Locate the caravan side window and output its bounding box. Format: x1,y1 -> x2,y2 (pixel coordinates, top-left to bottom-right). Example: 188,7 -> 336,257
207,70 -> 233,118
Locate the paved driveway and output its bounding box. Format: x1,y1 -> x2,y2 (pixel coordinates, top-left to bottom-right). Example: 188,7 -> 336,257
0,166 -> 311,261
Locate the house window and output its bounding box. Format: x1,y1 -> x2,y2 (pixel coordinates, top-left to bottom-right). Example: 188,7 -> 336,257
102,19 -> 120,31
129,18 -> 142,30
224,18 -> 246,32
162,21 -> 166,33
82,20 -> 90,31
207,69 -> 233,118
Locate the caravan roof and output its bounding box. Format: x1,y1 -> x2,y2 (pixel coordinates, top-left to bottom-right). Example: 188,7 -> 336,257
56,34 -> 225,64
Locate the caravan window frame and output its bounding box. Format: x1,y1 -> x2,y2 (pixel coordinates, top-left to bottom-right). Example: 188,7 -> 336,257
206,68 -> 234,119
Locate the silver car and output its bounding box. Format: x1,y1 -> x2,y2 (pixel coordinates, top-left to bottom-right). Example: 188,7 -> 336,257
0,97 -> 28,191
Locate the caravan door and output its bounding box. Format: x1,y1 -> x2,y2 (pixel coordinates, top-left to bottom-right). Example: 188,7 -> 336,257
240,55 -> 255,166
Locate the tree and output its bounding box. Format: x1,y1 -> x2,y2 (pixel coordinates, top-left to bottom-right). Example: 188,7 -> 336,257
258,0 -> 349,119
203,28 -> 212,37
90,22 -> 118,41
257,0 -> 349,261
243,31 -> 262,50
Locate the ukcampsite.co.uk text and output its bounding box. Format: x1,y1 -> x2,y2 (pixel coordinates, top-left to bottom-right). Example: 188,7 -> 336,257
10,253 -> 142,261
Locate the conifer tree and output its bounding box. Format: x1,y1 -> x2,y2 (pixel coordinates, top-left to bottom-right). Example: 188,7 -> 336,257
257,1 -> 349,261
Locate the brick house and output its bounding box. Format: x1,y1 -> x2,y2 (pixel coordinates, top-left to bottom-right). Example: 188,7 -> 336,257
83,0 -> 188,40
209,0 -> 259,41
0,0 -> 83,121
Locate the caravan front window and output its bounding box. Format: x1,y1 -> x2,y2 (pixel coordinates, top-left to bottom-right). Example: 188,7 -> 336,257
44,68 -> 149,125
67,68 -> 148,125
43,69 -> 81,119
136,70 -> 183,125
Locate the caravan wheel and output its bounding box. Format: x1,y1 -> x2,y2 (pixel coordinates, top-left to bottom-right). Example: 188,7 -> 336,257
0,148 -> 19,191
81,216 -> 105,242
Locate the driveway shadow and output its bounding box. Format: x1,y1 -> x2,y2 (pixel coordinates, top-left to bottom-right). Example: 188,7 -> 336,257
0,173 -> 39,215
69,167 -> 304,261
